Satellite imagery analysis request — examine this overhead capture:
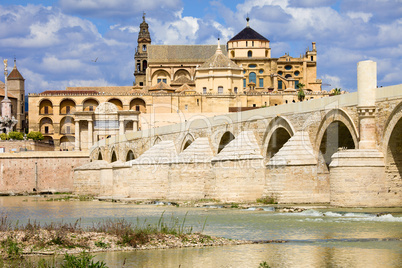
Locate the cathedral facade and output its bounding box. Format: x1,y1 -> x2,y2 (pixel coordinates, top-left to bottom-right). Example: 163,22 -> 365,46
28,16 -> 330,151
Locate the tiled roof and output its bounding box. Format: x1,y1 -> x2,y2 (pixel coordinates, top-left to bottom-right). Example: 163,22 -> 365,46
148,81 -> 175,92
66,86 -> 133,93
0,88 -> 16,98
8,67 -> 24,80
175,83 -> 195,93
171,76 -> 195,85
148,45 -> 227,63
229,26 -> 269,42
40,90 -> 99,95
199,46 -> 241,69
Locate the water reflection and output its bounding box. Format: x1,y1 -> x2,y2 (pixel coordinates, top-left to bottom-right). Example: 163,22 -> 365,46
1,196 -> 401,268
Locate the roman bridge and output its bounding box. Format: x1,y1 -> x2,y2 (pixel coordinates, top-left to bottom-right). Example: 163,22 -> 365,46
76,61 -> 402,207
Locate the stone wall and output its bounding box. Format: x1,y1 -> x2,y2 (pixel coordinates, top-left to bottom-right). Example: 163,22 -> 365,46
0,151 -> 89,194
0,140 -> 54,153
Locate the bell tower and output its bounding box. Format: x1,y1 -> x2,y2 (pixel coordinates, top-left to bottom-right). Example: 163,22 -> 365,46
134,12 -> 151,86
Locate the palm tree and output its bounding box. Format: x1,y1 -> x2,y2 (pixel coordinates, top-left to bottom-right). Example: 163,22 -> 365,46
332,88 -> 341,95
297,83 -> 306,102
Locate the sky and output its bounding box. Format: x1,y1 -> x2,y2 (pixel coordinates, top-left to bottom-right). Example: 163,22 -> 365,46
0,0 -> 401,93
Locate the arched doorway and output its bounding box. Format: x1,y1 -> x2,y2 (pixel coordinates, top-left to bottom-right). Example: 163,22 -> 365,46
82,98 -> 99,111
98,151 -> 103,160
59,99 -> 76,115
218,131 -> 235,153
60,136 -> 75,151
130,98 -> 146,113
108,98 -> 123,110
39,99 -> 53,115
319,121 -> 355,168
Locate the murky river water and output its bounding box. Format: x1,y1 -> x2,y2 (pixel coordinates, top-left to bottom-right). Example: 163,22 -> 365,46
1,196 -> 401,267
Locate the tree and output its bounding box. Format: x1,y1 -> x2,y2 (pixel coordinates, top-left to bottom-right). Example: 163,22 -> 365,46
0,133 -> 7,140
297,83 -> 306,102
332,88 -> 341,95
27,131 -> 44,141
8,131 -> 24,140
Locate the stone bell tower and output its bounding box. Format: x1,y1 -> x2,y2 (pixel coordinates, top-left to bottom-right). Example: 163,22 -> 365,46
134,12 -> 151,86
7,58 -> 25,132
1,59 -> 18,134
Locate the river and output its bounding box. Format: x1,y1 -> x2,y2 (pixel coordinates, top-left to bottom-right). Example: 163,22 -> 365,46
1,196 -> 401,267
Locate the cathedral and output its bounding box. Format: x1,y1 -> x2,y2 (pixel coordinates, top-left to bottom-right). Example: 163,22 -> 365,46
28,15 -> 329,151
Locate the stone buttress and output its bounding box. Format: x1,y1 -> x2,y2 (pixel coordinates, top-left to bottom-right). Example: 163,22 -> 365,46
265,131 -> 330,203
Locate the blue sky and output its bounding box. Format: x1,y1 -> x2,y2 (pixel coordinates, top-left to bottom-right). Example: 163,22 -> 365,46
1,0 -> 401,93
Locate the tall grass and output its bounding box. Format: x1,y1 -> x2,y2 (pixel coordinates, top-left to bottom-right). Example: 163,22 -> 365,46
0,212 -> 197,249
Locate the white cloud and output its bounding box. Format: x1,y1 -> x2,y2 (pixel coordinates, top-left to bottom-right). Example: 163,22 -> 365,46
320,74 -> 342,90
346,12 -> 373,23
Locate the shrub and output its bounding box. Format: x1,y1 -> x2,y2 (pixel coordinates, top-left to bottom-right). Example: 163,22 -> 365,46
61,252 -> 108,268
2,237 -> 22,259
7,131 -> 24,140
27,131 -> 44,141
0,133 -> 7,140
256,195 -> 277,204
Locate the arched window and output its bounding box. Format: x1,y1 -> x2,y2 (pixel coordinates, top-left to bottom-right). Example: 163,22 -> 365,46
143,60 -> 147,71
247,51 -> 252,58
249,72 -> 256,84
294,71 -> 300,76
231,51 -> 235,58
142,45 -> 147,51
278,71 -> 283,76
285,74 -> 292,79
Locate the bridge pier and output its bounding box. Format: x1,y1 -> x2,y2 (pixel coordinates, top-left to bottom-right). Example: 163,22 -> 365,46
330,60 -> 389,207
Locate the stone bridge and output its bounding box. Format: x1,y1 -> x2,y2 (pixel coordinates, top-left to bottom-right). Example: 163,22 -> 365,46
76,61 -> 402,207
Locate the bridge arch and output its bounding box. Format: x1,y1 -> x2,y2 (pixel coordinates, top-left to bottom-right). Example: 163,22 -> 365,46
110,149 -> 117,163
180,133 -> 195,152
382,101 -> 402,151
315,108 -> 358,167
126,149 -> 136,161
90,147 -> 104,161
154,136 -> 162,145
382,102 -> 402,184
217,131 -> 235,154
315,108 -> 358,153
262,116 -> 295,159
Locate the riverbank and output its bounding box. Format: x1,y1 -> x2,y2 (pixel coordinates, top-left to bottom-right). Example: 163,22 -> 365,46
0,215 -> 250,259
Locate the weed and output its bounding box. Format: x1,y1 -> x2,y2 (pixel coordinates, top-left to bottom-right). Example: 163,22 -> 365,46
61,252 -> 108,268
230,203 -> 239,208
2,237 -> 22,259
256,195 -> 277,204
94,240 -> 110,249
259,261 -> 271,268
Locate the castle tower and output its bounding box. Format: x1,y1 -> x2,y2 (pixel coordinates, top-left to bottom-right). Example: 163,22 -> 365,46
134,12 -> 151,86
7,59 -> 25,132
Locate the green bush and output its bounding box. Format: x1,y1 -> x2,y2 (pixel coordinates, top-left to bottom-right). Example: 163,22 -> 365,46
0,133 -> 7,140
61,252 -> 108,268
1,237 -> 22,259
7,131 -> 23,140
256,195 -> 277,204
27,131 -> 44,141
